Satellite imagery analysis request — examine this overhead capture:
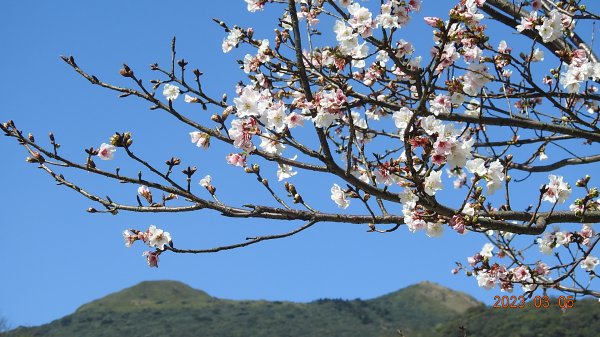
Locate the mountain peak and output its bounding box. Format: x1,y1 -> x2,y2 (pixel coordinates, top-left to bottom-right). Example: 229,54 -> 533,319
76,280 -> 212,313
372,281 -> 482,315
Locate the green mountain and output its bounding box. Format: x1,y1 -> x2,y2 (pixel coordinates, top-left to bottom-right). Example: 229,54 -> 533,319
2,280 -> 479,337
4,281 -> 600,337
436,296 -> 600,337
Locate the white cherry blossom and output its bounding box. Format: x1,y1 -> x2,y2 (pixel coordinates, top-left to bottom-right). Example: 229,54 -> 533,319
162,83 -> 180,101
331,184 -> 350,209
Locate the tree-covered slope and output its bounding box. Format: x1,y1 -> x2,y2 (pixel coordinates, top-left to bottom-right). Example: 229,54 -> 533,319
3,280 -> 480,337
8,281 -> 599,337
436,297 -> 600,337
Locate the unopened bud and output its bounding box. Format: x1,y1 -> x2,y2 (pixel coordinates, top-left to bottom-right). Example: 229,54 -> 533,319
31,152 -> 44,163
177,59 -> 188,68
87,207 -> 98,213
28,133 -> 35,142
262,179 -> 268,186
252,164 -> 260,173
211,114 -> 222,123
293,194 -> 303,203
165,193 -> 178,201
363,193 -> 371,201
110,133 -> 121,146
207,186 -> 216,195
222,106 -> 234,120
119,68 -> 133,77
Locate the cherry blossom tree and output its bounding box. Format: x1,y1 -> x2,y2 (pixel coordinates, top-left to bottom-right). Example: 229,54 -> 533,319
3,0 -> 600,299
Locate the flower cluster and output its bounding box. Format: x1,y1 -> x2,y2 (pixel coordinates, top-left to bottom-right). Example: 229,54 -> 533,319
312,89 -> 348,128
467,243 -> 554,292
559,49 -> 600,93
516,9 -> 572,43
536,226 -> 572,254
465,158 -> 505,194
123,225 -> 173,268
222,27 -> 244,53
542,175 -> 571,204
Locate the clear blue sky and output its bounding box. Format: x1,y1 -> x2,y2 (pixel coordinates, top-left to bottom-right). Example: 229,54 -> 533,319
1,0 -> 597,329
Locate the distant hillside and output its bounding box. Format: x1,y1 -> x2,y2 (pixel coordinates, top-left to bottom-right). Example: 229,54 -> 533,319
2,280 -> 480,337
436,296 -> 600,337
5,281 -> 600,337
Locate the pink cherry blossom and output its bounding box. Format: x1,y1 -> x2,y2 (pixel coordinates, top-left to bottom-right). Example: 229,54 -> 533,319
143,251 -> 159,268
97,143 -> 116,160
226,153 -> 247,167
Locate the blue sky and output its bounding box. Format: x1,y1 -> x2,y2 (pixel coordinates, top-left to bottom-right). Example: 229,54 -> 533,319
1,0 -> 598,329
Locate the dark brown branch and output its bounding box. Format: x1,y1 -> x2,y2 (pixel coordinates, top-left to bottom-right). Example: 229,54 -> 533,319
167,220 -> 317,253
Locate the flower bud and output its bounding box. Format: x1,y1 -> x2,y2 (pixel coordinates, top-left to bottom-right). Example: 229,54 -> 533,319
211,114 -> 222,123
293,194 -> 303,203
28,133 -> 35,142
262,179 -> 268,186
87,207 -> 98,213
119,68 -> 133,77
31,152 -> 44,163
222,106 -> 234,120
177,59 -> 188,68
252,164 -> 260,173
110,133 -> 122,146
207,185 -> 216,195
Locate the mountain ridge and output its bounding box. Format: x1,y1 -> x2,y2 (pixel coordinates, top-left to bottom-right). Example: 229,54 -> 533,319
5,280 -> 600,337
4,280 -> 480,337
